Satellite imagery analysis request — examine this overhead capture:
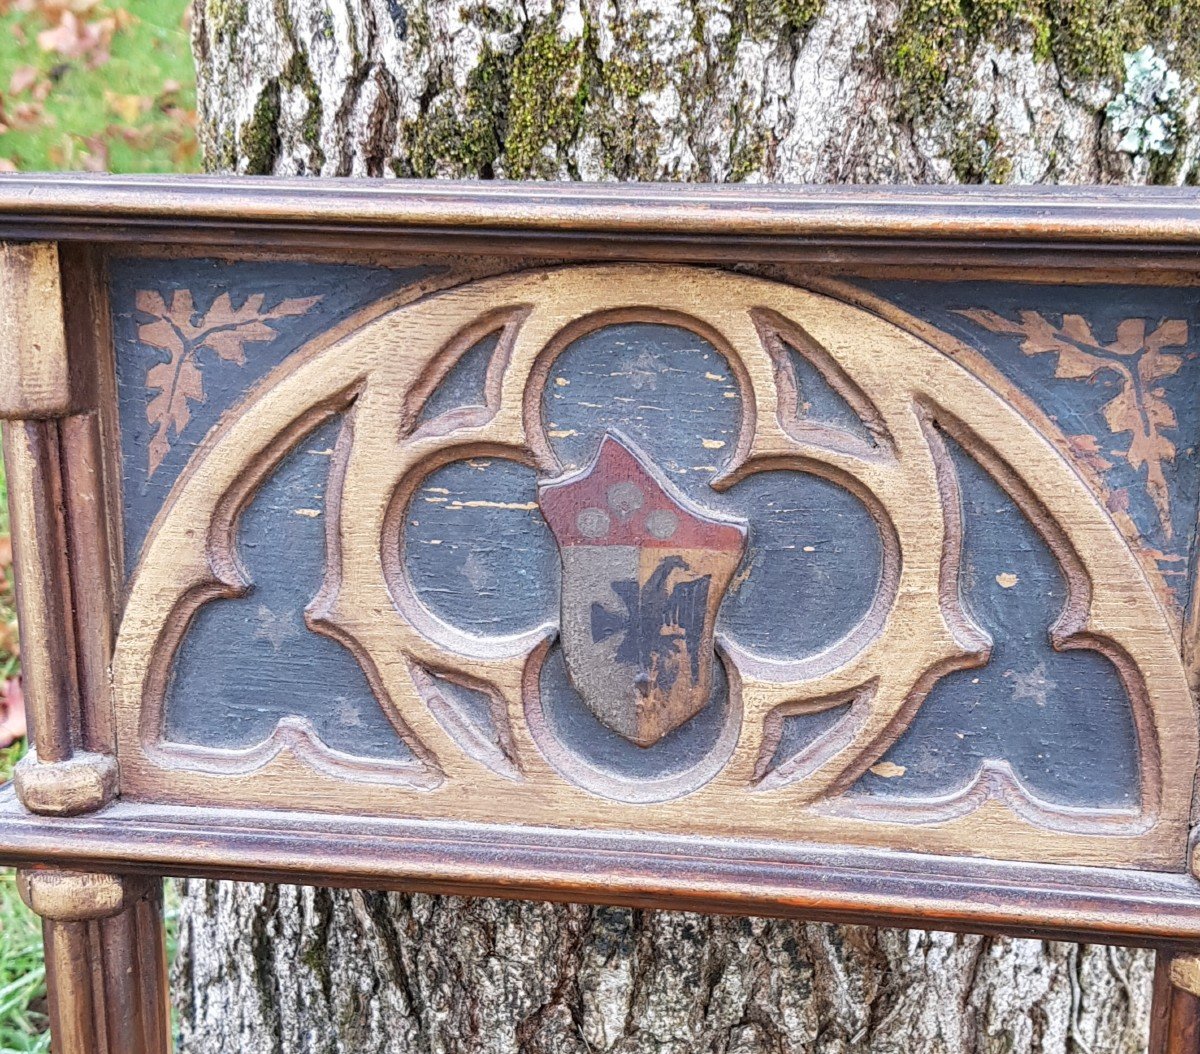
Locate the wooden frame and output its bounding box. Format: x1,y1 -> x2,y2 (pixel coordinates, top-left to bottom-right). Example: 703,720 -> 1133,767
2,176 -> 1200,1052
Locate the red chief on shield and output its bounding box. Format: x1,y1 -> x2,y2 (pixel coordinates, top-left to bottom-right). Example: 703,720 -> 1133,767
539,433 -> 748,747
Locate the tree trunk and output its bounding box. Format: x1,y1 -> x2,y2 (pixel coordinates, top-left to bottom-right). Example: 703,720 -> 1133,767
179,1 -> 1199,1051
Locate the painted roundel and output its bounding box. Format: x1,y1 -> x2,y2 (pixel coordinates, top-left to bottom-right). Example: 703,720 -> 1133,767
111,262 -> 1197,869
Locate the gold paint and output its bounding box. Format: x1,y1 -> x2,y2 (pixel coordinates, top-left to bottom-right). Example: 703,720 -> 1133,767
447,500 -> 539,511
110,264 -> 1195,870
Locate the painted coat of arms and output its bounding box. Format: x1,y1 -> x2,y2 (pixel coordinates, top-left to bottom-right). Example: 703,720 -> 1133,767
539,433 -> 748,747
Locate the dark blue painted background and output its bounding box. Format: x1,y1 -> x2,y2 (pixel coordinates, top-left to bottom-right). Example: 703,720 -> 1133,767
863,280 -> 1200,614
852,432 -> 1139,807
113,266 -> 1187,805
164,416 -> 413,759
111,257 -> 430,572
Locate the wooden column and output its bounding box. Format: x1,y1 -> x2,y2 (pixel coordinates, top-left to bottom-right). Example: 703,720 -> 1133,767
1151,952 -> 1200,1054
0,242 -> 119,815
2,244 -> 169,1051
17,870 -> 171,1054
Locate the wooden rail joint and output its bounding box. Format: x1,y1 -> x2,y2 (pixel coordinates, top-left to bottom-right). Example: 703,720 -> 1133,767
14,749 -> 118,816
0,242 -> 93,419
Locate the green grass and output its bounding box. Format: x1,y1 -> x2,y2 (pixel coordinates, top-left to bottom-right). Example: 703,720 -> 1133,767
0,1 -> 195,1045
0,0 -> 198,172
0,873 -> 48,1054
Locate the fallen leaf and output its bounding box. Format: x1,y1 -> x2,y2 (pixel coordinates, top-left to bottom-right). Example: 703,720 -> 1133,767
995,572 -> 1018,589
870,761 -> 906,779
9,102 -> 45,130
37,11 -> 114,68
0,678 -> 26,749
38,0 -> 104,17
108,122 -> 151,146
0,621 -> 19,659
8,65 -> 38,95
104,90 -> 146,124
80,135 -> 107,172
170,136 -> 198,165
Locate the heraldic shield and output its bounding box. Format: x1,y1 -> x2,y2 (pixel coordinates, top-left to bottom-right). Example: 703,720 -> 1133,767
539,433 -> 748,747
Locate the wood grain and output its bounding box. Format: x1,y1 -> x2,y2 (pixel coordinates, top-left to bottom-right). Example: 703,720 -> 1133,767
2,419 -> 79,764
6,179 -> 1200,276
1152,953 -> 1200,1054
1,186 -> 1199,1029
4,789 -> 1200,948
17,869 -> 170,1054
1,245 -> 120,813
13,750 -> 117,815
0,242 -> 94,418
110,264 -> 1196,869
0,176 -> 1199,242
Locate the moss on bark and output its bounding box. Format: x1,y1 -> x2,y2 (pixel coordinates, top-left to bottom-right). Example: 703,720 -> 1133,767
239,80 -> 280,174
503,19 -> 588,177
890,0 -> 1200,120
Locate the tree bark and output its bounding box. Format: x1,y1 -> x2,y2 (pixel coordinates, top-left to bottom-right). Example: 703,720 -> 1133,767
180,1 -> 1199,1050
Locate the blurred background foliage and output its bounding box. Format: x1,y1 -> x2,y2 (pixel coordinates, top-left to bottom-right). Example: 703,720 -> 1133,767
0,0 -> 197,173
0,2 -> 194,1047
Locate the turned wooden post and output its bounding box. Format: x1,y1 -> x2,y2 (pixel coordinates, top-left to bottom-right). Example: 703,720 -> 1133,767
1151,953 -> 1200,1054
17,870 -> 171,1054
1,242 -> 172,1052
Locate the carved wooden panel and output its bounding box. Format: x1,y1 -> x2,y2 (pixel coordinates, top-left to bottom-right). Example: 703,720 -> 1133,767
104,257 -> 1197,870
6,182 -> 1200,957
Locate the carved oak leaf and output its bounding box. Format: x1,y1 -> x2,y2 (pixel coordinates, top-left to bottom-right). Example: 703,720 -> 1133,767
956,309 -> 1188,539
137,288 -> 322,477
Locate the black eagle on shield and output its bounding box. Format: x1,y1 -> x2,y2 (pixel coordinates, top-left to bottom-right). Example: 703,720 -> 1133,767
539,433 -> 748,747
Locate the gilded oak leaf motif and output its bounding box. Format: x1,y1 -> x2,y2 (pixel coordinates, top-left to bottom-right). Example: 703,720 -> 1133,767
137,290 -> 321,476
956,309 -> 1187,539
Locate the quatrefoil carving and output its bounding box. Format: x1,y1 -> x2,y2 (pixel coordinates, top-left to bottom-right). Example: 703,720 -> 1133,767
113,265 -> 1196,868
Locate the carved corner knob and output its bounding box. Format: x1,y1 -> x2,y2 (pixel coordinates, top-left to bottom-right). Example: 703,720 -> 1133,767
1169,954 -> 1200,997
14,749 -> 117,816
16,869 -> 132,921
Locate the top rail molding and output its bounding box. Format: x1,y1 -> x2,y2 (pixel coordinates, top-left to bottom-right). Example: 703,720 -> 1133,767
1,176 -> 1200,255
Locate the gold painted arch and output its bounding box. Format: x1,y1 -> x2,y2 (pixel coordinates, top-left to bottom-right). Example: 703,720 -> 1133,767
112,265 -> 1197,870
